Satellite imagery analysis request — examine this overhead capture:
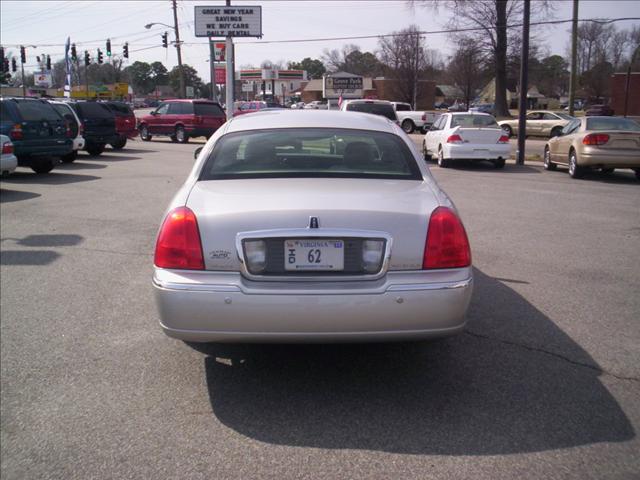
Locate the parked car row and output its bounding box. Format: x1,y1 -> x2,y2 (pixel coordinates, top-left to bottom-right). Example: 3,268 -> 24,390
0,97 -> 137,174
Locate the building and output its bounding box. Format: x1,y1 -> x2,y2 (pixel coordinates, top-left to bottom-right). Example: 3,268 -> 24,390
610,72 -> 640,116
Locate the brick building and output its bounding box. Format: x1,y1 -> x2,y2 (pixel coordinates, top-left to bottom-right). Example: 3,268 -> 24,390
610,72 -> 640,116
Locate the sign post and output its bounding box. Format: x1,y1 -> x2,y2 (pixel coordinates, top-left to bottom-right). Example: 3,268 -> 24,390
194,4 -> 262,119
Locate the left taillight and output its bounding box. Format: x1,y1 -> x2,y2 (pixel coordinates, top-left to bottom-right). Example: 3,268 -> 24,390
497,134 -> 509,144
79,122 -> 84,137
423,207 -> 471,269
2,140 -> 14,155
446,134 -> 463,144
582,133 -> 609,146
154,206 -> 204,270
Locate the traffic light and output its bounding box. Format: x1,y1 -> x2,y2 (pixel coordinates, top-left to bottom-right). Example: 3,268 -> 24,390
71,43 -> 77,61
106,39 -> 111,57
20,45 -> 26,63
0,46 -> 4,69
46,55 -> 51,70
161,32 -> 168,48
84,50 -> 90,66
97,48 -> 103,64
123,42 -> 129,59
37,56 -> 41,63
11,57 -> 17,72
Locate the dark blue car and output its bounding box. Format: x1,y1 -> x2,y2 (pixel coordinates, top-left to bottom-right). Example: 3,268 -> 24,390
0,97 -> 73,173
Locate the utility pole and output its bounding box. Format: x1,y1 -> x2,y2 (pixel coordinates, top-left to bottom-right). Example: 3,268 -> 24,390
20,60 -> 26,98
172,0 -> 186,98
209,39 -> 217,101
568,0 -> 579,116
516,0 -> 530,165
413,31 -> 419,110
225,0 -> 234,118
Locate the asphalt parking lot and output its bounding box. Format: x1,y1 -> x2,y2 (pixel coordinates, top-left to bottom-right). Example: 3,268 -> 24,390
1,138 -> 639,479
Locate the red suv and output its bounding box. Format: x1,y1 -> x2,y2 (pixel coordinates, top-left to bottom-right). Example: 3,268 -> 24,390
138,99 -> 226,143
103,101 -> 137,150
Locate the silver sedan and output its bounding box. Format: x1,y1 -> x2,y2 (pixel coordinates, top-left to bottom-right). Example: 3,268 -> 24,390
152,110 -> 473,342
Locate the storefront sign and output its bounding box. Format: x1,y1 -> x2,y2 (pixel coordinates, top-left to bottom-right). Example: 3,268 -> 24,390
195,6 -> 262,37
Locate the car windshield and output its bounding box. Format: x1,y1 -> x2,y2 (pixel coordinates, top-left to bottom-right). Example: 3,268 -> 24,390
346,103 -> 397,121
451,115 -> 499,128
15,100 -> 62,121
586,117 -> 640,131
200,128 -> 422,181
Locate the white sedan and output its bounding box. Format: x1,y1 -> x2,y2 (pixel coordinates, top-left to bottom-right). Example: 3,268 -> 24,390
1,134 -> 18,176
423,112 -> 511,168
152,110 -> 473,343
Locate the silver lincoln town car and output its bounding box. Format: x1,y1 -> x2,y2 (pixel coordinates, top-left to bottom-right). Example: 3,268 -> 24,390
152,110 -> 473,342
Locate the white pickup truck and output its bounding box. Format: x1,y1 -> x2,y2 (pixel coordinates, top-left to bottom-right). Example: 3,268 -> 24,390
391,102 -> 440,134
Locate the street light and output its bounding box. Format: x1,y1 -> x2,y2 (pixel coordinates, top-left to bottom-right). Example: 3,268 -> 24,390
144,20 -> 185,98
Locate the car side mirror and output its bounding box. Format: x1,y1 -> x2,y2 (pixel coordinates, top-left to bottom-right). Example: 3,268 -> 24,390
194,147 -> 203,160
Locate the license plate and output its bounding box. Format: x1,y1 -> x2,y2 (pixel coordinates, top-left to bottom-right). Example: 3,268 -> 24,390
284,239 -> 344,271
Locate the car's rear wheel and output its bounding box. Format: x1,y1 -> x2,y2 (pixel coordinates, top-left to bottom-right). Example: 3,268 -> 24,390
634,169 -> 640,180
568,150 -> 584,179
502,125 -> 513,138
550,126 -> 563,138
401,119 -> 415,134
175,126 -> 189,143
140,125 -> 152,141
111,136 -> 127,150
437,146 -> 450,168
601,167 -> 614,174
61,150 -> 77,163
30,158 -> 55,174
493,158 -> 505,169
86,143 -> 105,156
543,146 -> 556,170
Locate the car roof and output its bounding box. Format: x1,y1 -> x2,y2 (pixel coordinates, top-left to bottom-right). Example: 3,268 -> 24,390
225,110 -> 398,134
450,112 -> 492,116
165,99 -> 218,103
344,99 -> 391,105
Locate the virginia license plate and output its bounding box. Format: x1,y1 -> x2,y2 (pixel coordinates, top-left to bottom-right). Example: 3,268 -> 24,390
284,239 -> 344,271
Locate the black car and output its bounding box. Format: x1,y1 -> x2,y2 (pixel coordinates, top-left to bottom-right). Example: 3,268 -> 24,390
0,97 -> 73,173
68,101 -> 118,156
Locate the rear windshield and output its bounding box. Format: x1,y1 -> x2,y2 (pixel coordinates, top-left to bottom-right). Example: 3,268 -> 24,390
104,102 -> 133,115
346,103 -> 397,121
395,103 -> 411,111
200,128 -> 422,181
586,117 -> 640,131
451,114 -> 499,128
194,103 -> 225,117
51,104 -> 77,122
14,100 -> 62,122
75,102 -> 113,119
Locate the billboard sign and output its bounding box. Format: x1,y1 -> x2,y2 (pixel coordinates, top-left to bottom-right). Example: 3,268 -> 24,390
195,6 -> 262,38
214,63 -> 226,84
323,74 -> 364,99
34,71 -> 53,88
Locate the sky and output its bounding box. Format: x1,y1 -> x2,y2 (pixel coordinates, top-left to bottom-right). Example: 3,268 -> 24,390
1,0 -> 639,83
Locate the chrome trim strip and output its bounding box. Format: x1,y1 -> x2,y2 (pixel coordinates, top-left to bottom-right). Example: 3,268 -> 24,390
385,278 -> 472,292
152,276 -> 241,292
235,228 -> 394,282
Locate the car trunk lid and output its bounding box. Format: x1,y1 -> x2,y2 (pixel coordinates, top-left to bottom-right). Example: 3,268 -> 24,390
186,178 -> 438,273
454,126 -> 504,145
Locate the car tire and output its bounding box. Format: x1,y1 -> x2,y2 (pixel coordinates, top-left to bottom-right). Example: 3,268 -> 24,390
140,125 -> 152,141
175,126 -> 189,143
111,136 -> 127,150
86,143 -> 105,156
601,167 -> 614,174
61,150 -> 78,163
494,158 -> 506,169
543,146 -> 556,171
568,150 -> 585,179
634,169 -> 640,180
30,158 -> 55,174
550,126 -> 563,138
401,120 -> 415,134
437,147 -> 450,168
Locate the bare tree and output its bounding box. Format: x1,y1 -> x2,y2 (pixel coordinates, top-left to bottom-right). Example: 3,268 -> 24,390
447,37 -> 485,109
378,25 -> 435,108
416,0 -> 551,117
577,21 -> 614,73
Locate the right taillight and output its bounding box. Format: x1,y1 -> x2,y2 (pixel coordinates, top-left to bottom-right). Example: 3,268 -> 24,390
2,141 -> 14,155
423,207 -> 471,269
154,206 -> 204,270
10,124 -> 23,140
582,133 -> 609,146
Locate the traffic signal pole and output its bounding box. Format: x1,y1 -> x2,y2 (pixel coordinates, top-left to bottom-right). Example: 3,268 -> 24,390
225,0 -> 234,118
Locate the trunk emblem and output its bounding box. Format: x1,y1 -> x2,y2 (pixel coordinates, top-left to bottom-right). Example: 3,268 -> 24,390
309,216 -> 319,229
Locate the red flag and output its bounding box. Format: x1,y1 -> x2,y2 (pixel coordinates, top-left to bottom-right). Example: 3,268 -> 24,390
338,95 -> 343,108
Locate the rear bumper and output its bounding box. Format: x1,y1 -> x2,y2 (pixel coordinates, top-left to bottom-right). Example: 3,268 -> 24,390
84,134 -> 119,145
444,143 -> 511,160
580,148 -> 640,168
117,129 -> 138,139
152,268 -> 473,343
14,140 -> 73,160
73,136 -> 85,151
1,154 -> 18,174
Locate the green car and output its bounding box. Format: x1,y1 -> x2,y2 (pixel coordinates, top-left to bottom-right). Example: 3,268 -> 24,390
0,97 -> 73,173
